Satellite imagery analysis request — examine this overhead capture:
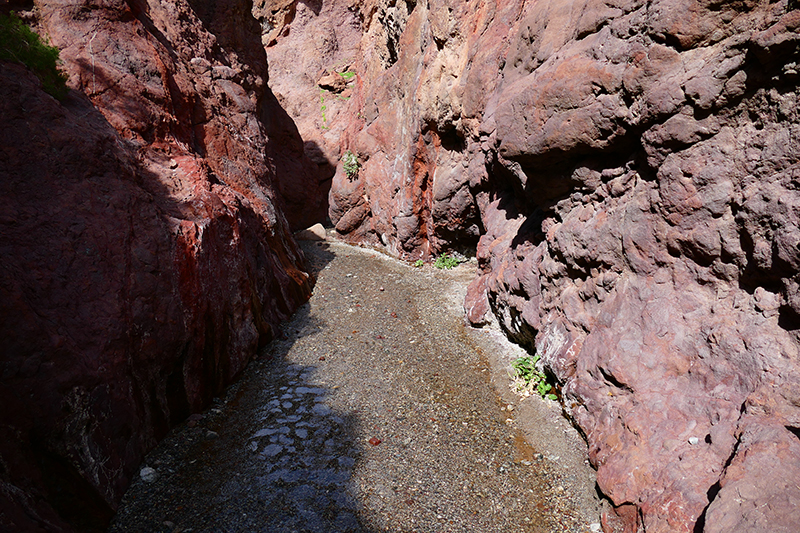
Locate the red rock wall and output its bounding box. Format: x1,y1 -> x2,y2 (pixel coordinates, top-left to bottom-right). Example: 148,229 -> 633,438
252,0 -> 363,222
328,1 -> 800,531
0,0 -> 320,530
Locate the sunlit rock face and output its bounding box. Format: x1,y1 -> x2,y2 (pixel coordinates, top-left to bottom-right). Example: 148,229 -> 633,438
325,1 -> 800,531
0,0 -> 319,530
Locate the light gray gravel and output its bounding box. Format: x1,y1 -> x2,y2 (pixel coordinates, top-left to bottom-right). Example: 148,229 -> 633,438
108,237 -> 600,533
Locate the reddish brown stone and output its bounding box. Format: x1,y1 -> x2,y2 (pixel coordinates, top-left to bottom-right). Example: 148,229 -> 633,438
326,1 -> 800,531
0,0 -> 318,529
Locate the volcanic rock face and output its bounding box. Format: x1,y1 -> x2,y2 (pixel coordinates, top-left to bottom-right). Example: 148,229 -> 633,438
325,0 -> 800,531
252,0 -> 362,217
0,0 -> 319,530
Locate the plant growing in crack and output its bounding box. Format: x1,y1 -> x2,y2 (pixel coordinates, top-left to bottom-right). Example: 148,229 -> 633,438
433,252 -> 467,270
319,89 -> 330,129
511,354 -> 558,400
342,150 -> 359,178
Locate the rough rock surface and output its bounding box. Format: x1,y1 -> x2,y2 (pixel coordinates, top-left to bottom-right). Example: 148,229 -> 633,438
252,0 -> 363,217
0,0 -> 320,530
327,0 -> 800,531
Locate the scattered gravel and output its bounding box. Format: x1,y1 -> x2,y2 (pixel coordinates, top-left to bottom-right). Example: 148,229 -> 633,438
108,236 -> 600,532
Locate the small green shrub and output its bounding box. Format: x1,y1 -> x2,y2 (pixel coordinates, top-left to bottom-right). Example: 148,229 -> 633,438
511,354 -> 557,400
413,259 -> 424,267
339,70 -> 355,80
342,150 -> 359,178
433,253 -> 467,270
0,13 -> 68,100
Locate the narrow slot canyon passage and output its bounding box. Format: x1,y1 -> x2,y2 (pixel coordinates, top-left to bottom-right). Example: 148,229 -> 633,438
108,236 -> 599,533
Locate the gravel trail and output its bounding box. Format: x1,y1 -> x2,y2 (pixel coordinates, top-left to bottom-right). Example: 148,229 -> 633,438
109,238 -> 599,533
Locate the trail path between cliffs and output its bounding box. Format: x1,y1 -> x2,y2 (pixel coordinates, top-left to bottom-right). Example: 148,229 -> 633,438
109,236 -> 600,533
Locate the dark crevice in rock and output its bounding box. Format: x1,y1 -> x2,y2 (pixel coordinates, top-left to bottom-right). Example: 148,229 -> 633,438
379,1 -> 416,68
598,366 -> 635,394
31,439 -> 115,533
778,305 -> 800,331
166,357 -> 192,426
787,425 -> 800,442
299,0 -> 322,16
576,18 -> 611,41
692,481 -> 721,533
693,433 -> 742,532
510,207 -> 548,249
488,292 -> 538,351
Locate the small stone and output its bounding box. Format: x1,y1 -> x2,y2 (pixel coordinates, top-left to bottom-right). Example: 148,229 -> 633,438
688,436 -> 699,445
312,404 -> 332,416
338,456 -> 356,468
506,404 -> 514,411
139,466 -> 158,483
294,223 -> 326,241
590,523 -> 602,533
262,444 -> 283,457
206,430 -> 218,439
368,437 -> 382,446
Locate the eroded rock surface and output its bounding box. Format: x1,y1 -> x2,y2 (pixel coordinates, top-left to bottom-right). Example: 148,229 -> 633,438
252,0 -> 363,218
0,0 -> 320,530
326,1 -> 800,531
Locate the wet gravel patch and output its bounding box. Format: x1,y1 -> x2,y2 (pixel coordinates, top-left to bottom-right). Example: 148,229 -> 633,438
108,238 -> 599,532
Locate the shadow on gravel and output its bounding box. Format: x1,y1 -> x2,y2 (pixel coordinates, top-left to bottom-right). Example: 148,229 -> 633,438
108,242 -> 378,533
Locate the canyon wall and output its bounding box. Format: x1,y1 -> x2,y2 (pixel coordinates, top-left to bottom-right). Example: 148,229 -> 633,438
317,0 -> 800,531
0,0 -> 323,530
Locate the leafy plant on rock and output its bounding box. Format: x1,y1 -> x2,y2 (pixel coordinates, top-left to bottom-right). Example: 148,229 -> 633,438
511,354 -> 558,400
342,150 -> 359,178
0,13 -> 68,100
433,252 -> 467,270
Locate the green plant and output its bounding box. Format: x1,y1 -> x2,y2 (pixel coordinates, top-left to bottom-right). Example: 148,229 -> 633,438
433,253 -> 467,270
511,354 -> 558,400
342,150 -> 359,178
338,70 -> 356,80
413,259 -> 424,267
0,13 -> 68,100
319,90 -> 329,129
